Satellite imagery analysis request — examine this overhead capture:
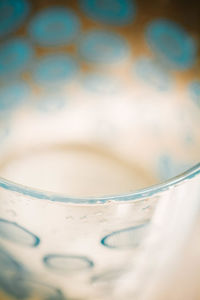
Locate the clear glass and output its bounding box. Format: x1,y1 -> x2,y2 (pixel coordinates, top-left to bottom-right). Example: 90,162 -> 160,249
0,0 -> 200,299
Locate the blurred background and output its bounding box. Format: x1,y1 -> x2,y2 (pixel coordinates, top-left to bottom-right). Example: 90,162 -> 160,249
0,0 -> 200,299
0,0 -> 200,191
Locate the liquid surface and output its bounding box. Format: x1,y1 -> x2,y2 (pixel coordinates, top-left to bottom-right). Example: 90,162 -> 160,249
0,144 -> 155,197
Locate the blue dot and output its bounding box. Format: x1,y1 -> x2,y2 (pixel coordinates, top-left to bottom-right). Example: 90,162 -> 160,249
158,155 -> 172,181
0,273 -> 30,300
22,279 -> 64,300
189,80 -> 200,108
82,72 -> 121,94
0,219 -> 40,247
28,6 -> 80,46
0,81 -> 30,111
0,125 -> 9,144
146,19 -> 197,69
101,223 -> 149,249
0,0 -> 30,38
0,247 -> 23,276
0,273 -> 65,300
0,247 -> 28,299
91,269 -> 124,284
0,38 -> 34,80
79,30 -> 129,64
79,0 -> 136,25
134,57 -> 172,91
5,276 -> 65,300
37,93 -> 67,112
184,132 -> 194,145
32,54 -> 78,87
158,155 -> 191,181
43,254 -> 94,274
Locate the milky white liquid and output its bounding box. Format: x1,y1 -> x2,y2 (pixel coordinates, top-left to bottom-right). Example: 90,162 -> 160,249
0,143 -> 156,197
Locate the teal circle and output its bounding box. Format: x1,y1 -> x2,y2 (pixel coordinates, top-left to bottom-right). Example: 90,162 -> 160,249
79,0 -> 136,25
134,57 -> 172,91
82,73 -> 120,94
146,19 -> 197,69
37,93 -> 67,112
189,80 -> 200,108
79,30 -> 129,64
0,38 -> 34,80
0,0 -> 30,38
101,223 -> 149,249
32,54 -> 78,87
0,218 -> 40,247
0,81 -> 30,111
43,254 -> 94,274
28,6 -> 80,46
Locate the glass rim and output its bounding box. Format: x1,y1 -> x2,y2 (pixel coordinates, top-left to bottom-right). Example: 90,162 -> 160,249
0,163 -> 199,204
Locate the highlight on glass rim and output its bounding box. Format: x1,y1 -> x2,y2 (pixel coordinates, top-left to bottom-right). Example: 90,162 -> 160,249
0,0 -> 200,299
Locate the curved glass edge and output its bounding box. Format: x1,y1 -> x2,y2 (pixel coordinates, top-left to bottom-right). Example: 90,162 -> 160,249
0,163 -> 199,204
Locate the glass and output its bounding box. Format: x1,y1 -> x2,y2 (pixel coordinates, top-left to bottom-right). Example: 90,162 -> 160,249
0,0 -> 200,299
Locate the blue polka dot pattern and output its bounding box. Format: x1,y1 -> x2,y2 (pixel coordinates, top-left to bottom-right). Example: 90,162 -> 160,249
82,73 -> 120,94
146,19 -> 197,69
32,54 -> 78,87
101,223 -> 149,249
0,219 -> 40,247
79,0 -> 136,26
28,6 -> 80,46
134,57 -> 172,91
43,254 -> 94,274
0,0 -> 30,38
0,38 -> 34,79
189,80 -> 200,108
79,30 -> 129,64
0,81 -> 30,111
